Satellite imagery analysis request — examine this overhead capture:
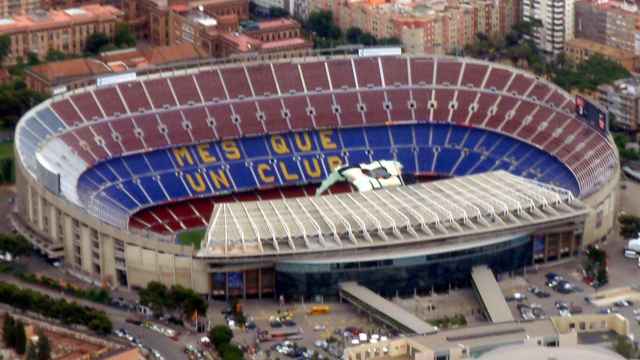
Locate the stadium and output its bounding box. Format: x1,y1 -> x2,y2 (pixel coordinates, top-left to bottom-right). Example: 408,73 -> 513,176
13,53 -> 619,299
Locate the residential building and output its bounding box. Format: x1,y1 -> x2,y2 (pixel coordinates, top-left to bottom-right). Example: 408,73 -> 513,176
311,0 -> 521,55
125,0 -> 249,46
0,0 -> 39,18
565,37 -> 638,71
98,42 -> 207,69
169,6 -> 311,58
575,0 -> 640,56
24,43 -> 206,93
0,4 -> 122,65
598,77 -> 640,130
25,57 -> 111,93
344,315 -> 630,360
522,0 -> 575,55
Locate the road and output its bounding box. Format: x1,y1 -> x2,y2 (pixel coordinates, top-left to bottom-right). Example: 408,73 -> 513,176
0,274 -> 189,360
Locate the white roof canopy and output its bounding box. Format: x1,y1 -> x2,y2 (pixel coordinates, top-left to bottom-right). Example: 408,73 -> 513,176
200,171 -> 586,258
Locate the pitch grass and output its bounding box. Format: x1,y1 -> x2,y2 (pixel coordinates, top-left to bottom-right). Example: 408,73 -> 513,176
0,141 -> 13,159
177,228 -> 206,250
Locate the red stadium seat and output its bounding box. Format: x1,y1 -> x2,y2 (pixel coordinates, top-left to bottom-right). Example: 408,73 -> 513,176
483,67 -> 513,91
233,101 -> 265,136
327,59 -> 356,89
51,99 -> 83,126
354,58 -> 382,88
283,96 -> 314,130
435,59 -> 462,85
118,81 -> 152,113
111,117 -> 145,153
460,63 -> 489,88
207,104 -> 240,139
246,64 -> 278,96
381,57 -> 409,86
412,89 -> 433,122
259,98 -> 290,133
132,113 -> 169,149
359,90 -> 388,125
433,89 -> 455,122
94,87 -> 128,117
273,63 -> 305,93
72,92 -> 103,121
183,106 -> 217,142
333,92 -> 363,127
506,74 -> 534,97
158,110 -> 192,145
170,75 -> 202,106
144,78 -> 177,109
300,62 -> 330,91
194,70 -> 227,101
386,89 -> 413,122
410,58 -> 434,85
450,90 -> 476,124
90,122 -> 123,155
220,66 -> 253,99
308,94 -> 340,128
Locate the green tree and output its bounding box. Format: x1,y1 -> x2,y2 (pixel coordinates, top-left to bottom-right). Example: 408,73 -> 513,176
346,27 -> 363,44
613,335 -> 638,359
0,35 -> 10,65
305,10 -> 341,39
220,343 -> 244,360
36,330 -> 51,360
3,315 -> 16,348
26,52 -> 40,66
359,33 -> 377,46
268,7 -> 289,18
45,49 -> 68,62
209,325 -> 233,349
138,281 -> 169,314
84,32 -> 111,55
14,320 -> 27,355
114,23 -> 136,48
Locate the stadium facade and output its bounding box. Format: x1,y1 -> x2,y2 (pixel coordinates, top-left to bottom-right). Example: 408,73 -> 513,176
13,54 -> 619,299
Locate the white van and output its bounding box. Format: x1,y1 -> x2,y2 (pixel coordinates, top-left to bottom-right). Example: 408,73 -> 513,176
624,249 -> 638,258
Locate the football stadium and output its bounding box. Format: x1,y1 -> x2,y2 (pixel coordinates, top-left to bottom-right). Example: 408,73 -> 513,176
13,53 -> 619,299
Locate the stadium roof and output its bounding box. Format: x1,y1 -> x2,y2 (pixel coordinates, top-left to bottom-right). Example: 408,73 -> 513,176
199,171 -> 587,258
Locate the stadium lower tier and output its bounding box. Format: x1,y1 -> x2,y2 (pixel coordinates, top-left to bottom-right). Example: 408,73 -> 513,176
78,123 -> 580,230
209,231 -> 579,299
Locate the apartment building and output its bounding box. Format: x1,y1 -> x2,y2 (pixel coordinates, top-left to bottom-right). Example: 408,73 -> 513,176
575,0 -> 640,56
169,6 -> 311,58
0,4 -> 122,65
598,77 -> 640,131
0,0 -> 39,18
312,0 -> 520,55
522,0 -> 575,54
565,37 -> 638,71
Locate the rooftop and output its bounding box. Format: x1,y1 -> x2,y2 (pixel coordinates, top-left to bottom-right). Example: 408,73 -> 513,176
221,32 -> 262,52
567,38 -> 637,60
0,5 -> 122,34
28,58 -> 111,83
260,37 -> 311,50
99,43 -> 207,69
201,171 -> 587,258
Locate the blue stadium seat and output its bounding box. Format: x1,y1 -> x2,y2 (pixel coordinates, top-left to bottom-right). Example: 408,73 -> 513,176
124,154 -> 152,175
346,149 -> 370,166
228,162 -> 257,191
455,151 -> 482,175
159,172 -> 190,199
37,108 -> 67,132
434,148 -> 461,174
122,180 -> 149,206
365,127 -> 391,148
109,158 -> 133,179
462,129 -> 484,149
390,126 -> 414,146
395,147 -> 417,174
417,147 -> 435,173
146,151 -> 177,172
139,176 -> 168,203
447,127 -> 467,148
104,185 -> 138,210
431,125 -> 449,146
94,162 -> 120,183
242,136 -> 270,159
341,128 -> 367,149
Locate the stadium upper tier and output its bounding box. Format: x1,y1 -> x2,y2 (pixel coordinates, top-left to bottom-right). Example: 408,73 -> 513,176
15,55 -> 618,229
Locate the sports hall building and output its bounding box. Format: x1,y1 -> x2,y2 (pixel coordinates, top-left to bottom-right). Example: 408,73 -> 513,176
12,52 -> 619,299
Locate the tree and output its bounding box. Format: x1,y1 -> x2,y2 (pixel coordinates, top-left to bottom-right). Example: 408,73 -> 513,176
84,32 -> 110,55
3,315 -> 16,348
359,33 -> 377,46
220,343 -> 244,360
114,23 -> 136,48
209,325 -> 233,349
305,10 -> 341,39
36,330 -> 51,360
268,7 -> 289,18
45,49 -> 68,62
0,35 -> 10,65
14,320 -> 27,355
138,281 -> 169,314
26,52 -> 40,66
613,335 -> 638,359
346,27 -> 363,44
619,214 -> 640,239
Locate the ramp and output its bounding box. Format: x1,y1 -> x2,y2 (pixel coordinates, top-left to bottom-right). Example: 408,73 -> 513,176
338,282 -> 437,335
471,266 -> 514,323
